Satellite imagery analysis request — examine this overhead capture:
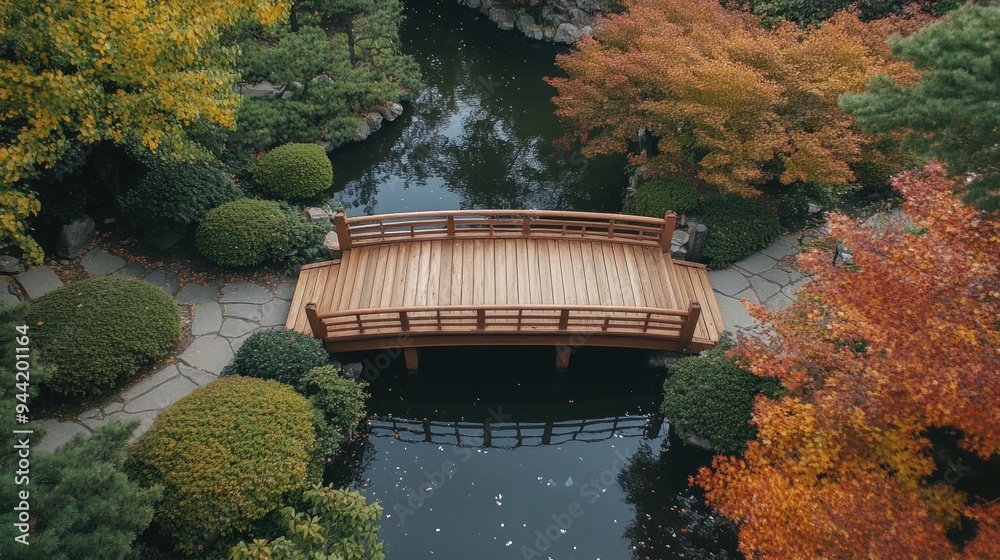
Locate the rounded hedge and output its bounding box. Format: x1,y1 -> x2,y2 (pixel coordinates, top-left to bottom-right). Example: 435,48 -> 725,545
699,195 -> 781,269
225,329 -> 329,385
253,143 -> 333,200
27,277 -> 181,398
122,163 -> 241,249
299,365 -> 369,454
634,178 -> 700,216
661,347 -> 783,455
195,198 -> 294,267
129,376 -> 318,549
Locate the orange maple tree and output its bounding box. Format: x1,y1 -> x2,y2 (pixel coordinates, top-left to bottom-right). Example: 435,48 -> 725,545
547,0 -> 929,195
696,161 -> 1000,557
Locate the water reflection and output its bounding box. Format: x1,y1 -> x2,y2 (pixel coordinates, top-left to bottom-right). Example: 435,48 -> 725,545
327,0 -> 626,215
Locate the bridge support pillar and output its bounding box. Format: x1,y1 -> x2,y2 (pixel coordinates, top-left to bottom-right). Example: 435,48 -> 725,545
555,345 -> 571,371
403,347 -> 419,373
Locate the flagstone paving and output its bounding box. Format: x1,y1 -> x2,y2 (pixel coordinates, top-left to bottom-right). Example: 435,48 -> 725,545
32,230 -> 819,452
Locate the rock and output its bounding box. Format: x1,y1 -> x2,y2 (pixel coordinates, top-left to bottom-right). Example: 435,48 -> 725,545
480,0 -> 492,11
733,252 -> 778,275
55,216 -> 96,258
708,269 -> 750,297
0,256 -> 20,274
672,230 -> 690,246
576,0 -> 598,10
545,13 -> 567,28
543,26 -> 557,40
15,267 -> 63,300
378,102 -> 404,122
219,282 -> 272,305
144,270 -> 180,297
524,25 -> 545,41
516,13 -> 536,33
220,317 -> 258,338
303,207 -> 331,222
466,0 -> 482,8
807,202 -> 822,214
670,245 -> 688,260
353,112 -> 385,142
224,303 -> 261,322
323,231 -> 343,259
191,302 -> 223,336
568,7 -> 590,25
81,250 -> 126,276
178,335 -> 234,375
111,262 -> 148,278
176,283 -> 220,305
580,25 -> 593,36
234,80 -> 282,97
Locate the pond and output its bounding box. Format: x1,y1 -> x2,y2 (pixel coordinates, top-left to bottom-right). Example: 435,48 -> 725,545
328,0 -> 628,216
324,2 -> 741,558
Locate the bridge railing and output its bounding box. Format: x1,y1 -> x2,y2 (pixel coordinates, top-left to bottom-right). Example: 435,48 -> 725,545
333,209 -> 676,252
305,302 -> 702,350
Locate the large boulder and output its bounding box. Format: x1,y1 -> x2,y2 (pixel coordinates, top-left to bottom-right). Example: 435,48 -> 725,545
516,13 -> 536,33
553,23 -> 582,44
55,216 -> 96,258
378,102 -> 404,122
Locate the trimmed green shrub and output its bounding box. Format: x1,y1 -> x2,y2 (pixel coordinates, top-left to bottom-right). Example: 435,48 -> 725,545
195,198 -> 295,267
299,365 -> 369,454
634,178 -> 700,216
129,376 -> 318,550
122,163 -> 241,249
661,347 -> 783,454
225,329 -> 329,385
28,277 -> 181,398
699,195 -> 781,268
1,421 -> 161,560
253,143 -> 333,200
230,484 -> 384,560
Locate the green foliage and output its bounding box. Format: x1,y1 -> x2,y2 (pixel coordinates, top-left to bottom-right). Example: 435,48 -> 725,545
298,365 -> 368,454
129,376 -> 319,551
747,0 -> 951,28
195,198 -> 295,267
0,190 -> 42,265
1,421 -> 161,560
254,143 -> 333,200
699,195 -> 781,269
841,5 -> 1000,211
226,329 -> 329,385
27,277 -> 181,398
233,1 -> 422,153
282,206 -> 334,273
634,177 -> 700,217
661,347 -> 783,455
122,163 -> 242,249
229,483 -> 384,560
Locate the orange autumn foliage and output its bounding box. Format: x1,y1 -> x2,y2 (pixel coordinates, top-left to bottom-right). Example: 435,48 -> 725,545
696,161 -> 1000,558
548,0 -> 929,195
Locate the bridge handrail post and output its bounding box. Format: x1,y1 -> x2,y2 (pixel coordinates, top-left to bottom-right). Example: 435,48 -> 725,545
679,302 -> 701,350
447,215 -> 456,237
659,211 -> 676,253
558,308 -> 569,330
305,303 -> 325,339
334,211 -> 353,250
522,214 -> 531,235
399,310 -> 410,332
477,308 -> 486,330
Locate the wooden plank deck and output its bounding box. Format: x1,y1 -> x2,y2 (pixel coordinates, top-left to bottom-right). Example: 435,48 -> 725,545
286,210 -> 722,369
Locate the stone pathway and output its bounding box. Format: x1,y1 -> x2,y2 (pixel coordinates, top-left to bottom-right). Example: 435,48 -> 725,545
27,249 -> 295,453
29,232 -> 816,453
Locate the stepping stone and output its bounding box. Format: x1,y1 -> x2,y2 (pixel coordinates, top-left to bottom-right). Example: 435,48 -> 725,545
274,281 -> 296,300
81,411 -> 159,442
759,235 -> 801,261
35,420 -> 91,453
120,365 -> 180,401
191,302 -> 223,336
714,294 -> 755,332
732,252 -> 778,275
81,250 -> 126,276
123,375 -> 198,413
0,282 -> 20,306
15,267 -> 63,300
103,401 -> 124,414
765,292 -> 794,311
708,269 -> 750,297
759,268 -> 790,286
260,298 -> 291,327
0,255 -> 21,274
224,303 -> 261,322
145,270 -> 180,297
111,262 -> 148,278
220,317 -> 258,338
178,363 -> 218,387
748,275 -> 782,302
219,282 -> 271,305
735,288 -> 761,305
176,283 -> 221,304
782,277 -> 809,299
178,335 -> 233,374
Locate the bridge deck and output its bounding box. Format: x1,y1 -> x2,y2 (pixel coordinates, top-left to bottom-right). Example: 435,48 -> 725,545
286,210 -> 722,368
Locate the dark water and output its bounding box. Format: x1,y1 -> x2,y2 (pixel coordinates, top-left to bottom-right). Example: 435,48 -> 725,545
328,0 -> 627,216
324,3 -> 740,558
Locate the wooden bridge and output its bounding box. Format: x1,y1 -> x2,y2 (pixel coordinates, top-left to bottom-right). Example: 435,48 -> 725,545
286,210 -> 722,370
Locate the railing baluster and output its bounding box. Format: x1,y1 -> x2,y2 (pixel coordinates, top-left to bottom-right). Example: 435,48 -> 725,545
447,215 -> 456,237
558,309 -> 569,330
477,308 -> 486,331
355,313 -> 365,334
608,219 -> 615,239
643,312 -> 651,332
400,311 -> 410,332
522,214 -> 531,235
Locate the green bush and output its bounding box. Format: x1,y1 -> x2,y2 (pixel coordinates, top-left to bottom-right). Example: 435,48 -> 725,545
28,277 -> 181,398
253,143 -> 333,200
299,365 -> 369,454
634,178 -> 700,216
230,484 -> 384,560
129,376 -> 318,551
661,347 -> 783,455
699,195 -> 781,268
122,163 -> 241,249
225,329 -> 329,385
195,198 -> 295,267
1,421 -> 161,560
